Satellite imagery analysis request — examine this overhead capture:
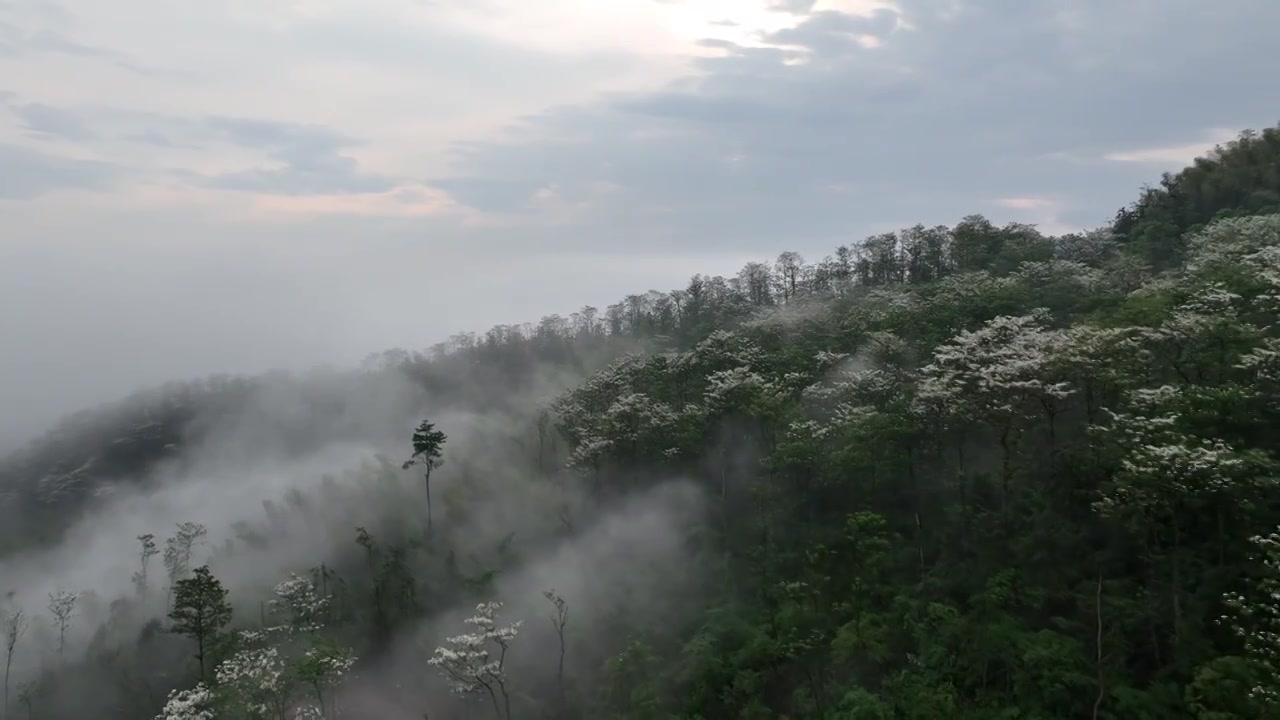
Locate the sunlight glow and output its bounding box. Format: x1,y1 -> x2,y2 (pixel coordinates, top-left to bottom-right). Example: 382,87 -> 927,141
427,0 -> 898,57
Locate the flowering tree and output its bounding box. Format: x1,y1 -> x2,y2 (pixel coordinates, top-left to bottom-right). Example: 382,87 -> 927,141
1095,384 -> 1279,647
155,683 -> 216,720
270,574 -> 330,635
1223,527 -> 1280,709
215,646 -> 293,720
429,601 -> 522,719
915,311 -> 1074,512
203,572 -> 354,720
294,639 -> 356,719
1140,285 -> 1259,386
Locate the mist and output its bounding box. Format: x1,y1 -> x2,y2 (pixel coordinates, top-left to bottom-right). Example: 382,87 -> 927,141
0,335 -> 714,718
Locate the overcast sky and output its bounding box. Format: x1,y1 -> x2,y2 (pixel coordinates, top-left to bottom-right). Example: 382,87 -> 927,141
1,0 -> 1278,450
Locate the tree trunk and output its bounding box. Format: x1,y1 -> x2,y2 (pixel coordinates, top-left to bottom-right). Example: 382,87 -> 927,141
907,443 -> 925,578
197,632 -> 205,681
1093,576 -> 1105,720
556,629 -> 566,715
1171,510 -> 1183,653
4,651 -> 11,720
999,424 -> 1012,519
424,469 -> 434,537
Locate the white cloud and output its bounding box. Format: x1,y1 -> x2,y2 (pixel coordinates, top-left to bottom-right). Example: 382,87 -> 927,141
996,196 -> 1055,210
1,0 -> 1278,450
1103,127 -> 1239,165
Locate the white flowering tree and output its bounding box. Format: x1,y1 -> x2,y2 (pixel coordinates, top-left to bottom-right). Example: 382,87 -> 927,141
428,601 -> 522,720
269,574 -> 330,635
915,311 -> 1074,514
1183,214 -> 1280,277
294,639 -> 356,719
156,683 -> 216,720
1141,284 -> 1260,386
1095,384 -> 1278,647
171,572 -> 356,720
670,331 -> 766,397
1011,259 -> 1103,310
215,646 -> 293,720
1050,325 -> 1150,425
703,367 -> 783,417
1222,526 -> 1280,709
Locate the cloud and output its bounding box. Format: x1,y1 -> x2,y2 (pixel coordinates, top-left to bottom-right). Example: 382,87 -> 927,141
0,0 -> 162,74
166,116 -> 389,194
1103,127 -> 1242,165
0,143 -> 117,198
762,7 -> 900,54
10,101 -> 96,141
996,197 -> 1055,210
249,183 -> 473,219
426,0 -> 1280,252
1,0 -> 1279,450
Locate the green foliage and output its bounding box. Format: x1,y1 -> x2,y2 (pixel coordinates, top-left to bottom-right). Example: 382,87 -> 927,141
408,420 -> 447,468
168,566 -> 232,681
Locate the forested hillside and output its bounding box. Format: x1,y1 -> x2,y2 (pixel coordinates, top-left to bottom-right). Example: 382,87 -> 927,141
2,124 -> 1280,720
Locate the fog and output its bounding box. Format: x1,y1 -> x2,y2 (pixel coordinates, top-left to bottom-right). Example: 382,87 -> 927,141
0,347 -> 714,718
0,216 -> 746,456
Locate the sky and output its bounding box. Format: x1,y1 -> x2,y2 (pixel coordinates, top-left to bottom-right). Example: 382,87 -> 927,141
1,0 -> 1278,450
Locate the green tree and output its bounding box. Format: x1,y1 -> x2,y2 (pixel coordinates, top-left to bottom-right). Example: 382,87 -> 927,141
403,420 -> 447,536
168,565 -> 233,681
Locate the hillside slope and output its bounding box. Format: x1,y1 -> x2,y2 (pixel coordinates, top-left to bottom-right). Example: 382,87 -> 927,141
2,124 -> 1280,719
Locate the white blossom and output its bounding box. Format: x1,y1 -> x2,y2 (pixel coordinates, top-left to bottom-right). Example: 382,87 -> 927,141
270,574 -> 329,633
1222,526 -> 1280,708
673,331 -> 764,375
1185,214 -> 1280,274
156,683 -> 215,720
428,601 -> 521,702
565,433 -> 612,470
914,310 -> 1073,420
1094,386 -> 1277,517
926,271 -> 1017,307
216,646 -> 293,719
1240,337 -> 1280,387
1013,259 -> 1103,291
703,367 -> 781,411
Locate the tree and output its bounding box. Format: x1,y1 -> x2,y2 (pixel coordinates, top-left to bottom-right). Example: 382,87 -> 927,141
544,589 -> 569,715
270,574 -> 330,634
168,565 -> 232,681
429,601 -> 522,720
46,590 -> 77,659
155,683 -> 215,720
134,533 -> 159,595
15,681 -> 35,720
215,645 -> 294,720
3,605 -> 27,720
915,311 -> 1074,520
164,523 -> 208,611
1223,526 -> 1280,710
774,252 -> 805,302
403,420 -> 447,537
294,638 -> 357,719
